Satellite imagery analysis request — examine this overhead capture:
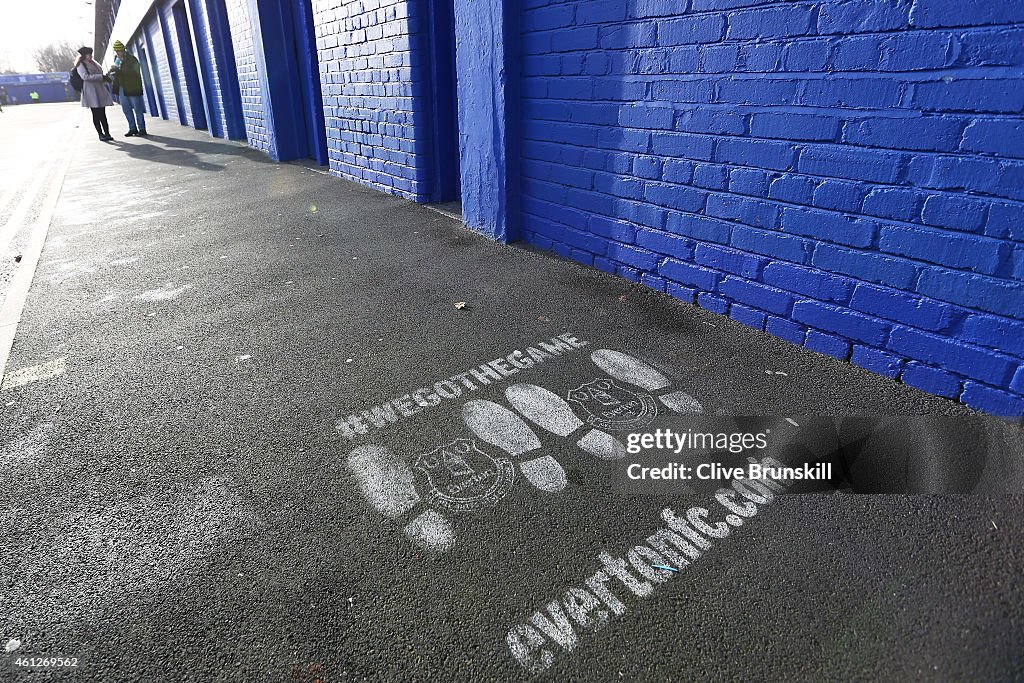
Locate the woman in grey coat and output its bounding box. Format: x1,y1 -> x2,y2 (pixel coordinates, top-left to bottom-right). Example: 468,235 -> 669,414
75,47 -> 114,141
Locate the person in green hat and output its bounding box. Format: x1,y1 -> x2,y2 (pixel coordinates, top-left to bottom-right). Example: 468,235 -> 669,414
108,39 -> 147,136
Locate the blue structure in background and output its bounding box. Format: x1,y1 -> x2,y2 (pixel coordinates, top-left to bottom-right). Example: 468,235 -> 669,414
97,0 -> 1024,418
0,73 -> 73,105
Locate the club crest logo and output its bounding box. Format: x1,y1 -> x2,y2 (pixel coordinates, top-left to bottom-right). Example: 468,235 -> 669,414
567,378 -> 658,431
414,439 -> 515,512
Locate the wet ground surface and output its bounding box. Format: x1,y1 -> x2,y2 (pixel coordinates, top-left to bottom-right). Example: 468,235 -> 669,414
1,104 -> 1022,682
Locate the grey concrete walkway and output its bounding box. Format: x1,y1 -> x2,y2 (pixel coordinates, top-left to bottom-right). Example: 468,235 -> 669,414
0,105 -> 1022,681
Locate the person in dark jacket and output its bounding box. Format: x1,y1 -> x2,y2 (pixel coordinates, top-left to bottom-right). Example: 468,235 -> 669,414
108,40 -> 147,137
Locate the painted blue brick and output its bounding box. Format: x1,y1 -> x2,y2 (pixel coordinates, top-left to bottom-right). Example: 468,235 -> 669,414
697,292 -> 729,315
593,256 -> 617,274
762,262 -> 853,303
851,345 -> 904,379
766,316 -> 807,345
900,363 -> 962,398
782,207 -> 875,248
850,284 -> 959,331
729,168 -> 769,197
576,1 -> 628,25
718,276 -> 794,314
798,147 -> 903,183
693,165 -> 729,190
769,175 -> 816,204
805,330 -> 851,360
961,119 -> 1024,158
910,1 -> 1024,28
910,155 -> 1002,195
727,5 -> 815,40
845,116 -> 966,150
750,112 -> 839,142
618,265 -> 642,282
715,138 -> 797,171
917,268 -> 1024,320
694,244 -> 767,278
707,194 -> 779,228
732,226 -> 813,264
812,180 -> 865,213
792,301 -> 892,346
621,107 -> 675,130
660,16 -> 727,45
571,248 -> 595,266
643,183 -> 708,212
666,213 -> 732,244
641,273 -> 667,292
961,314 -> 1024,357
667,282 -> 696,303
660,258 -> 722,290
818,0 -> 910,34
985,202 -> 1024,241
878,225 -> 1006,274
663,159 -> 696,184
599,23 -> 658,49
832,35 -> 883,71
913,79 -> 1024,114
650,132 -> 716,160
589,215 -> 638,242
813,245 -> 918,288
1014,366 -> 1024,394
960,382 -> 1024,417
607,243 -> 658,269
921,195 -> 988,232
676,109 -> 746,135
636,229 -> 694,257
729,303 -> 767,330
782,40 -> 830,71
888,326 -> 1018,387
880,33 -> 955,72
862,188 -> 921,222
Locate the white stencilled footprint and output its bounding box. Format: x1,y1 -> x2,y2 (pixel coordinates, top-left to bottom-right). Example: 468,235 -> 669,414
591,349 -> 702,414
462,399 -> 568,493
346,444 -> 456,553
505,384 -> 627,460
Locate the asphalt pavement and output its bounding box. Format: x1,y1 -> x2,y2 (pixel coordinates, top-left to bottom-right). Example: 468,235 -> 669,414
0,103 -> 1022,682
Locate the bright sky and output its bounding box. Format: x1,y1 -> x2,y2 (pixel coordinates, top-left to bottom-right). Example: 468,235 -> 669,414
0,0 -> 95,72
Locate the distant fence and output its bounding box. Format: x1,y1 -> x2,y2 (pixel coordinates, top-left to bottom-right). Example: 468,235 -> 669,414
0,73 -> 76,105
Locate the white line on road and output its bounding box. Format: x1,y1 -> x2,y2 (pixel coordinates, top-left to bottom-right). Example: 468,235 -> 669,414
0,126 -> 78,382
1,357 -> 66,391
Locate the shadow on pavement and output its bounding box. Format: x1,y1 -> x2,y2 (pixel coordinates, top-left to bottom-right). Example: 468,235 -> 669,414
107,139 -> 226,172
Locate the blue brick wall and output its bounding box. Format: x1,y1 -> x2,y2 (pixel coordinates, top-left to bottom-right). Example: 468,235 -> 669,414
188,0 -> 230,137
145,13 -> 179,121
518,0 -> 1024,417
311,0 -> 430,201
224,0 -> 271,153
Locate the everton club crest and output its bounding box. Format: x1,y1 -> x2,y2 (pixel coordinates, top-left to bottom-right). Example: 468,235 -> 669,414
567,378 -> 658,431
414,439 -> 515,512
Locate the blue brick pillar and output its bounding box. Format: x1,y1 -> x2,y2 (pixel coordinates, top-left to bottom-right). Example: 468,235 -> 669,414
454,0 -> 519,242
